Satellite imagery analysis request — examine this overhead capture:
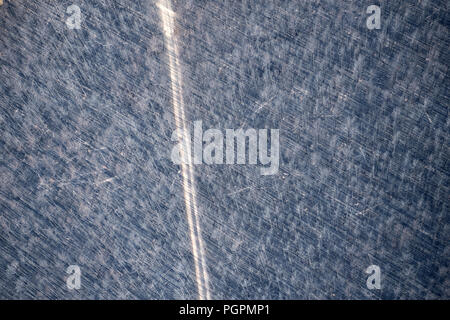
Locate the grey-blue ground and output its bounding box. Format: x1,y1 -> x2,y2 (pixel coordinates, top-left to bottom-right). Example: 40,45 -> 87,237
0,0 -> 448,299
